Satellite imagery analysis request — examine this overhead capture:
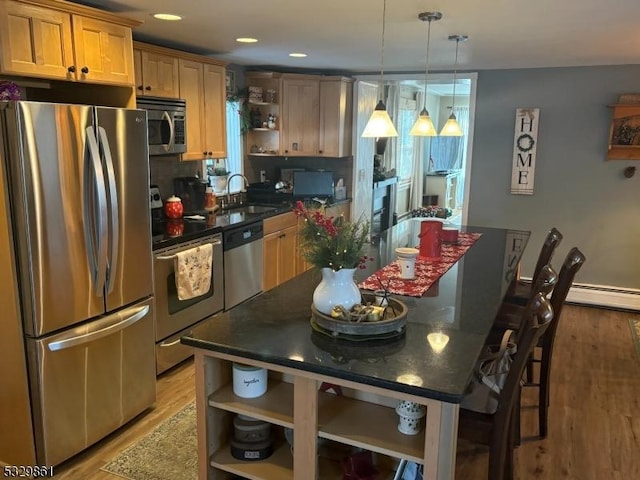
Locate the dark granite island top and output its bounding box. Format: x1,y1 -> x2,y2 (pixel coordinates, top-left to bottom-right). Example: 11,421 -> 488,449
182,221 -> 529,480
182,222 -> 529,403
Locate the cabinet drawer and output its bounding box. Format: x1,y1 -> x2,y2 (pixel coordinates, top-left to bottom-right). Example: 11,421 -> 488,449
263,212 -> 297,235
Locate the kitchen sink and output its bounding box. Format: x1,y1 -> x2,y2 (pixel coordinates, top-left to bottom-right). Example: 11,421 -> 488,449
222,204 -> 279,214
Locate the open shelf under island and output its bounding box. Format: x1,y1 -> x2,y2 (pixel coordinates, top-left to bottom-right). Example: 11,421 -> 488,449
182,223 -> 531,479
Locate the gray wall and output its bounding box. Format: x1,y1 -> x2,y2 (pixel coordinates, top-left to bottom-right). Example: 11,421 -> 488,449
468,65 -> 640,289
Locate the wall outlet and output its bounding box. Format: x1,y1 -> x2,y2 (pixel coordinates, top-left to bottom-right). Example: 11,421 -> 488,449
260,170 -> 267,182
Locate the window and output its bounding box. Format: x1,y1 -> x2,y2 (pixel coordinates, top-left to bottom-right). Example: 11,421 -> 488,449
396,98 -> 418,182
204,100 -> 244,193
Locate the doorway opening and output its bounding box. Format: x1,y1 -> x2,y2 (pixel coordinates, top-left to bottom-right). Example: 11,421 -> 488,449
352,72 -> 477,231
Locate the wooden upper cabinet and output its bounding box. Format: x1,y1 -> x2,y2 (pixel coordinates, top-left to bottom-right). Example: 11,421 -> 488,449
319,78 -> 353,157
0,1 -> 74,79
71,15 -> 134,85
202,63 -> 227,159
278,74 -> 353,158
135,49 -> 179,98
0,0 -> 137,86
178,59 -> 226,160
178,58 -> 206,160
282,77 -> 320,156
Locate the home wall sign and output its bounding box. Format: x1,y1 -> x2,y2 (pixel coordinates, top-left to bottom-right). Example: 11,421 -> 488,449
510,108 -> 540,195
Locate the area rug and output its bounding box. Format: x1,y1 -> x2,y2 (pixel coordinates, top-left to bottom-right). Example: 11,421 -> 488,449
101,402 -> 197,480
630,319 -> 640,359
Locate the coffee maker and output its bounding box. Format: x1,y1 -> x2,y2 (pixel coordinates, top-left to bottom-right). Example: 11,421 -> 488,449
173,176 -> 208,214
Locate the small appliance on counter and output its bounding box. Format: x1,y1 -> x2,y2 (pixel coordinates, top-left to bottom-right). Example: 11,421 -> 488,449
150,185 -> 164,222
173,176 -> 209,214
292,170 -> 334,200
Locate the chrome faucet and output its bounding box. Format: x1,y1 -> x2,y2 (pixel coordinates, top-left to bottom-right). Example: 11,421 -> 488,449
226,173 -> 249,205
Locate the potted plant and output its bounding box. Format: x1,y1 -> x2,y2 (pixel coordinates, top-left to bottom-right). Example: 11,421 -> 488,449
207,164 -> 231,194
294,201 -> 371,315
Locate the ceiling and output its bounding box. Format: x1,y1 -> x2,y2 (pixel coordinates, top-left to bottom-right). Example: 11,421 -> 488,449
74,0 -> 640,73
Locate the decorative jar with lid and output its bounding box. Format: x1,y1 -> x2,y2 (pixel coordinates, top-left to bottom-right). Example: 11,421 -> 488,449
164,195 -> 183,219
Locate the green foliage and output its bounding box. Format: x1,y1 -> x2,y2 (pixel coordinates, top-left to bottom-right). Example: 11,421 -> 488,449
294,201 -> 370,271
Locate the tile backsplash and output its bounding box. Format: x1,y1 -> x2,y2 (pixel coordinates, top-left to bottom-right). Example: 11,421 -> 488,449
150,156 -> 204,200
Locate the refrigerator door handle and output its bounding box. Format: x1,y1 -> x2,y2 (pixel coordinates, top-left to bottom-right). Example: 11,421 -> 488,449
84,126 -> 108,296
47,304 -> 150,351
97,126 -> 119,295
162,110 -> 175,152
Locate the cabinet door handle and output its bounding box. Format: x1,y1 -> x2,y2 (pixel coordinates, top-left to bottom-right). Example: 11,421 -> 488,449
137,85 -> 144,90
81,66 -> 89,74
203,151 -> 208,155
67,65 -> 76,73
319,150 -> 323,154
284,150 -> 289,154
145,86 -> 151,91
208,151 -> 212,155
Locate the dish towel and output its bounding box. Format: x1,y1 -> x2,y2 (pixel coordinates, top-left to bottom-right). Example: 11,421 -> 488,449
174,244 -> 213,300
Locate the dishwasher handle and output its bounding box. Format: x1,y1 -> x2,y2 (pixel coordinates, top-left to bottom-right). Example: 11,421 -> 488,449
223,221 -> 264,251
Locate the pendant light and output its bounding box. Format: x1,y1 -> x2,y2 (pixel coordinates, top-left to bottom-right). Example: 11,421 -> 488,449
362,0 -> 398,138
440,34 -> 468,137
409,11 -> 442,137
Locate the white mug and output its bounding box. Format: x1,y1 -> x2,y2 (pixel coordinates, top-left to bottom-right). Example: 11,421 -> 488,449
398,257 -> 416,279
396,247 -> 419,280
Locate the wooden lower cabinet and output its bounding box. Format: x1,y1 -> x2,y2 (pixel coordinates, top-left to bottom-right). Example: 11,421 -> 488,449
263,212 -> 299,291
195,351 -> 427,480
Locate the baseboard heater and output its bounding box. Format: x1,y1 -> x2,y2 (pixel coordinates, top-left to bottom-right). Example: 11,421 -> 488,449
520,279 -> 640,311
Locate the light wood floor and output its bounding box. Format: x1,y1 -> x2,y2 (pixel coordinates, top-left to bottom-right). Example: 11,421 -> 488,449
53,304 -> 640,479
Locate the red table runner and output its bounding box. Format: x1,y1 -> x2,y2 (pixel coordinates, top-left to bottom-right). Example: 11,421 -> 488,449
358,233 -> 482,297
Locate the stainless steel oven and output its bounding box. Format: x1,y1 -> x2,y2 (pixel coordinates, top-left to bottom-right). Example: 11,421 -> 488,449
153,233 -> 223,374
136,96 -> 186,156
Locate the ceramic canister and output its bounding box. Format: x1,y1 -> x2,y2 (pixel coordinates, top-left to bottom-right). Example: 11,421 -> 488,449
164,195 -> 183,219
395,247 -> 419,279
232,363 -> 268,398
419,220 -> 442,260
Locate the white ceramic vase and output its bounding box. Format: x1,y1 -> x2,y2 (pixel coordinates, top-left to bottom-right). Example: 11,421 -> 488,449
313,267 -> 361,315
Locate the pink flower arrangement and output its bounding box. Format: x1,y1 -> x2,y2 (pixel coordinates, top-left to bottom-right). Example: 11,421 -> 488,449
0,81 -> 21,101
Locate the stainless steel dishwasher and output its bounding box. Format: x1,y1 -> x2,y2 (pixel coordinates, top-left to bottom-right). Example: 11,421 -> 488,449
223,220 -> 264,309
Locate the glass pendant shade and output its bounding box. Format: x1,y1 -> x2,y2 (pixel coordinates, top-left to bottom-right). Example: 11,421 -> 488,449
362,0 -> 398,138
409,108 -> 437,136
440,113 -> 463,136
410,12 -> 442,137
362,100 -> 398,137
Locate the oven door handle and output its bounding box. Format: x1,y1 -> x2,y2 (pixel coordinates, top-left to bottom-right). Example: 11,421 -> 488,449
156,238 -> 222,261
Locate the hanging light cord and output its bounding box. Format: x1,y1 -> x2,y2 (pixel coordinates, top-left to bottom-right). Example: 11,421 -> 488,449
451,37 -> 460,112
422,18 -> 432,110
379,0 -> 387,100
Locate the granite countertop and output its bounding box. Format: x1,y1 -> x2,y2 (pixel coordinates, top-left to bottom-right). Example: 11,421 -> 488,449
181,221 -> 530,403
152,198 -> 352,250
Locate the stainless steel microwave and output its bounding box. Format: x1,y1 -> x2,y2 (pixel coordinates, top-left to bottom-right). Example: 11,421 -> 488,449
136,96 -> 187,156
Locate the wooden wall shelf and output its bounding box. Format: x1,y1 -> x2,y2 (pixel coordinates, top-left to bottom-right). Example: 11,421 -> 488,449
607,103 -> 640,160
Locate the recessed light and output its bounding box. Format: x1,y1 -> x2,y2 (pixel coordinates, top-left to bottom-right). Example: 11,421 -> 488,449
153,13 -> 182,21
289,53 -> 307,58
236,37 -> 258,43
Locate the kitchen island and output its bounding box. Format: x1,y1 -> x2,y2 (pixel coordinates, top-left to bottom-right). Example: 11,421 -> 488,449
181,221 -> 529,479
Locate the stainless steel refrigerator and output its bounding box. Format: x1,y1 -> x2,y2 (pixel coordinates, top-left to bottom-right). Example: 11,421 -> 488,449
0,101 -> 156,466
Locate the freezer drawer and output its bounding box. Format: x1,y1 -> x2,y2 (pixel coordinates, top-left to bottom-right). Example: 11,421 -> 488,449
26,298 -> 156,466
